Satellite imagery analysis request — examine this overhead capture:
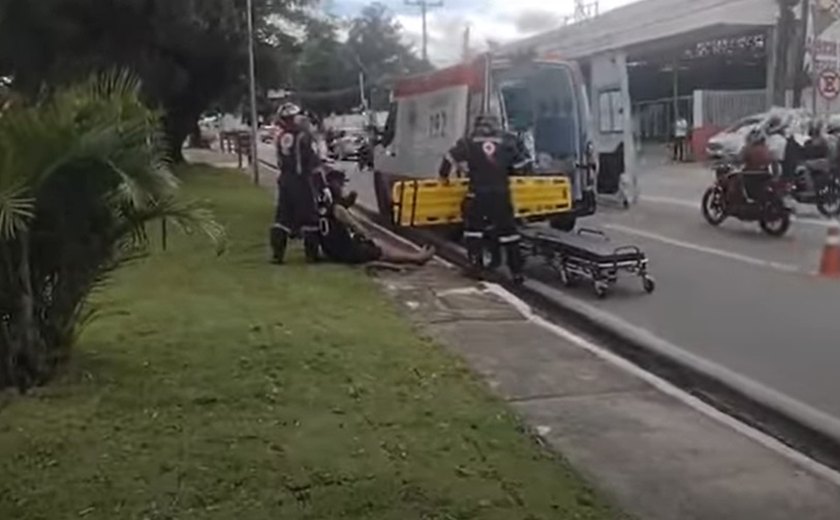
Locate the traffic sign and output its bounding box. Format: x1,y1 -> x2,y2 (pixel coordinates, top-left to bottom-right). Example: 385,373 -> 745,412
819,70 -> 840,100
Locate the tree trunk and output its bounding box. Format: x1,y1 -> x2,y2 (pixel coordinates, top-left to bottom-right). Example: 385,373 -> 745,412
163,104 -> 205,163
164,116 -> 188,163
14,232 -> 37,392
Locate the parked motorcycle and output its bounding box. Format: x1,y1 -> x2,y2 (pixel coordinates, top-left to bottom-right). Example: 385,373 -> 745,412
702,163 -> 792,237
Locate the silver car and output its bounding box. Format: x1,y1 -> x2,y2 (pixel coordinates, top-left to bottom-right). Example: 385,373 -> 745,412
705,109 -> 811,160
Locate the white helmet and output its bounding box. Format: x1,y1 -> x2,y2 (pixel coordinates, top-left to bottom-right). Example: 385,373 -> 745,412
277,102 -> 301,119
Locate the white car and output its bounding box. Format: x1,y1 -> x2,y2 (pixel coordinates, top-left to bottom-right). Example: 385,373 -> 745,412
705,109 -> 811,160
705,115 -> 764,160
333,131 -> 366,160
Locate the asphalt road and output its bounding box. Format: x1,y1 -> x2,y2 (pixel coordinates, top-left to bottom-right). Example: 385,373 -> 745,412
257,142 -> 840,422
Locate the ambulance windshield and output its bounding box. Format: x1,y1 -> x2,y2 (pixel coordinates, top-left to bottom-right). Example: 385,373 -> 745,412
498,64 -> 579,168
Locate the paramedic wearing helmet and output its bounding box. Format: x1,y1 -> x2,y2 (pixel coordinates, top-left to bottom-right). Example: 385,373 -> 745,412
438,114 -> 530,284
270,102 -> 323,264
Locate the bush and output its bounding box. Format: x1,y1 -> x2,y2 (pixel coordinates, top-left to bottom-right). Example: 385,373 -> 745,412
0,72 -> 224,392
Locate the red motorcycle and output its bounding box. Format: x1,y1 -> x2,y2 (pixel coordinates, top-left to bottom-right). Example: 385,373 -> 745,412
701,163 -> 792,237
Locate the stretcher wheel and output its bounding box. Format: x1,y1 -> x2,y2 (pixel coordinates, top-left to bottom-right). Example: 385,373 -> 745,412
594,282 -> 609,299
642,276 -> 656,294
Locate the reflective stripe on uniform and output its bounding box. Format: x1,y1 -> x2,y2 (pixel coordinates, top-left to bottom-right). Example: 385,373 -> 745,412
300,224 -> 319,232
498,234 -> 521,244
513,160 -> 530,169
272,223 -> 291,232
295,133 -> 303,176
463,231 -> 484,238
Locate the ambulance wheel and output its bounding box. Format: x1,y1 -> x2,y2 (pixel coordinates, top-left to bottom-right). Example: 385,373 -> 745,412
550,215 -> 577,232
642,276 -> 656,294
594,282 -> 609,299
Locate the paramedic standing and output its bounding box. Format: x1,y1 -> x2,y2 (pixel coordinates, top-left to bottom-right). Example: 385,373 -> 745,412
270,103 -> 322,264
438,114 -> 530,284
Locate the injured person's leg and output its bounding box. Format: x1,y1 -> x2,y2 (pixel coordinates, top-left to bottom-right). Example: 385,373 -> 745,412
375,241 -> 435,265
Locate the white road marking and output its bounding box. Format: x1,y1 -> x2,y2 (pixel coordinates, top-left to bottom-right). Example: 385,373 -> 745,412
603,223 -> 805,274
481,282 -> 840,488
640,194 -> 699,209
641,194 -> 834,228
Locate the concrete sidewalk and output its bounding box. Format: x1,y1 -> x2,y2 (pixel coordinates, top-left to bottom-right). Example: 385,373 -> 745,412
372,264 -> 840,520
186,146 -> 840,519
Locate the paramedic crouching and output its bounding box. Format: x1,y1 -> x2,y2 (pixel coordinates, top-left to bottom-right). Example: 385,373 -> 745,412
320,170 -> 435,266
438,114 -> 529,284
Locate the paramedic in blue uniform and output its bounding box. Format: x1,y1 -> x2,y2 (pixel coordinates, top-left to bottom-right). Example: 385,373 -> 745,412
438,114 -> 530,283
270,103 -> 323,264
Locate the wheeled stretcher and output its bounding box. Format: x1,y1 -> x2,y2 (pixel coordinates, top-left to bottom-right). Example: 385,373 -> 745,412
520,227 -> 655,299
391,176 -> 572,227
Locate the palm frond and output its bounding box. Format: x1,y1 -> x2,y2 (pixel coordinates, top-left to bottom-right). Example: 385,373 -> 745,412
0,184 -> 35,239
0,69 -> 228,391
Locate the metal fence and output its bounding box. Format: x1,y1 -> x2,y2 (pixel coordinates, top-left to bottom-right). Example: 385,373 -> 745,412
633,96 -> 693,141
699,89 -> 767,128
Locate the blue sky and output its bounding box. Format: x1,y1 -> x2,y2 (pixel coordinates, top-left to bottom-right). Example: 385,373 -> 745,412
323,0 -> 636,65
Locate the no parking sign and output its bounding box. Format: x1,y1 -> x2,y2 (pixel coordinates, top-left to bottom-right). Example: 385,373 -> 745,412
819,70 -> 840,100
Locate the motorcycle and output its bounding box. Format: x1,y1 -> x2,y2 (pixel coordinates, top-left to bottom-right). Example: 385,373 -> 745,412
783,160 -> 840,217
781,137 -> 840,217
702,163 -> 792,237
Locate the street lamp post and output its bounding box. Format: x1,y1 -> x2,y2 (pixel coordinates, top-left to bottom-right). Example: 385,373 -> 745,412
246,0 -> 260,185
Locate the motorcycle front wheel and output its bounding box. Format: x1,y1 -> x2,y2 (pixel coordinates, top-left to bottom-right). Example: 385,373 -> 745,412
701,187 -> 727,226
816,178 -> 840,217
759,213 -> 791,237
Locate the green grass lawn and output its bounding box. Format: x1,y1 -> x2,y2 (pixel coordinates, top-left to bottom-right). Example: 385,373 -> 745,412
0,165 -> 623,519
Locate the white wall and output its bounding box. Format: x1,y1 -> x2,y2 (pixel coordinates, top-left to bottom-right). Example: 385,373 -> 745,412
324,112 -> 388,131
503,0 -> 776,60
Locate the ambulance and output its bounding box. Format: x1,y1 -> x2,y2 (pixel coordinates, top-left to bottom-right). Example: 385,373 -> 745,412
372,52 -> 597,231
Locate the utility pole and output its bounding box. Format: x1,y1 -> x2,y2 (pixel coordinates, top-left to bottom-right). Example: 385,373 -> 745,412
462,24 -> 470,61
405,0 -> 443,63
246,0 -> 260,185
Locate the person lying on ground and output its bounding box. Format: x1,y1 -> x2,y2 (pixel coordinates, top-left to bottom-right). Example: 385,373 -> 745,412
320,169 -> 435,265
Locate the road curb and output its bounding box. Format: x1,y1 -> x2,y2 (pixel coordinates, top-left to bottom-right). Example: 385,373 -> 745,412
255,155 -> 840,470
352,200 -> 840,472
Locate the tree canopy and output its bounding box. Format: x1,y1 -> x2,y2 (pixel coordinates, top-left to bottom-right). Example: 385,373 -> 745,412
0,0 -> 305,159
0,0 -> 426,157
290,3 -> 430,114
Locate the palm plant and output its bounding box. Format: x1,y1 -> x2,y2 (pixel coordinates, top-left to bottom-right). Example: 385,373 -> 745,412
0,72 -> 224,392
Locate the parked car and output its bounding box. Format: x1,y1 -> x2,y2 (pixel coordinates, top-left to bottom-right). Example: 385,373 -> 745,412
332,130 -> 366,161
259,123 -> 280,144
706,108 -> 810,160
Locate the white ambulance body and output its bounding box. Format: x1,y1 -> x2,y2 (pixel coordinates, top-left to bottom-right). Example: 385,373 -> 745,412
372,53 -> 597,228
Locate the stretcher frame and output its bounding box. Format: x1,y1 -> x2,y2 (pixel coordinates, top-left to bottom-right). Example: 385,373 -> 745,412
390,177 -> 572,227
520,227 -> 656,298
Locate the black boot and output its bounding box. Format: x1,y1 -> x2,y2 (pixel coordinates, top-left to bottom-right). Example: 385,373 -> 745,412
505,241 -> 525,284
303,232 -> 321,263
270,224 -> 288,264
464,236 -> 485,279
487,240 -> 502,270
